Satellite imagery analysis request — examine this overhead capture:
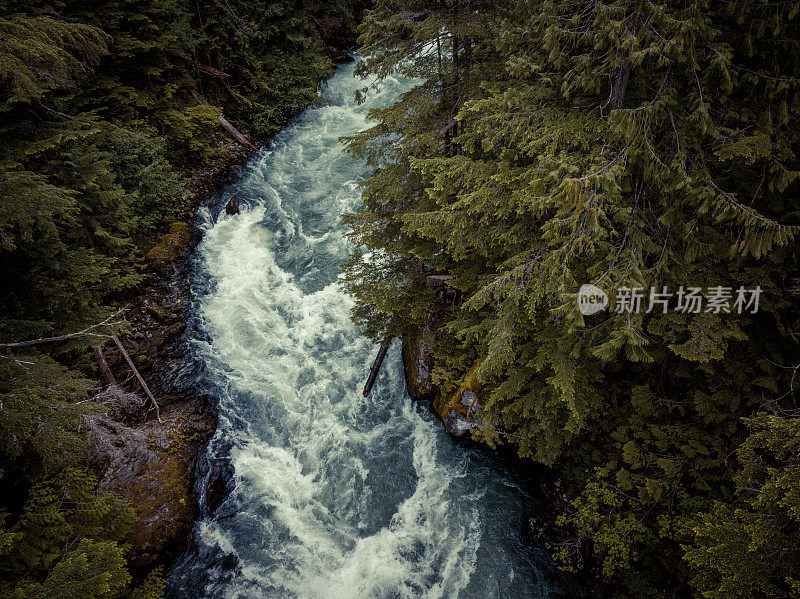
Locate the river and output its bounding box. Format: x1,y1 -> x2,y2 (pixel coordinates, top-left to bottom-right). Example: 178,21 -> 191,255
166,59 -> 549,599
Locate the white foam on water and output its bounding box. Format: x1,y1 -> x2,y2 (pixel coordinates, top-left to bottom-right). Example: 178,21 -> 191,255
175,59 -> 545,599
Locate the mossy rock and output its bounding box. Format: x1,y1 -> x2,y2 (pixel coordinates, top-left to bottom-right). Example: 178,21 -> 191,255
144,222 -> 195,274
89,399 -> 215,568
401,318 -> 437,400
432,360 -> 487,437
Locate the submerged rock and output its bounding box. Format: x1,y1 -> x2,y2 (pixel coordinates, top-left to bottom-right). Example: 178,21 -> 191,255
205,448 -> 235,517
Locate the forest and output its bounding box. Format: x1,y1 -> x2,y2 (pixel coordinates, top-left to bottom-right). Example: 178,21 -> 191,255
0,0 -> 363,596
343,1 -> 800,597
1,0 -> 799,597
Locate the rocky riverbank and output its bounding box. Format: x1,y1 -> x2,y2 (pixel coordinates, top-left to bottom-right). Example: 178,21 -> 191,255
89,28 -> 361,575
85,136 -> 252,574
400,315 -> 601,598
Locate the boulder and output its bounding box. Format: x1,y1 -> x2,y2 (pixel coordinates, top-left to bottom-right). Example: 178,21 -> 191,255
433,360 -> 501,440
444,408 -> 476,438
401,315 -> 437,400
87,398 -> 215,568
225,196 -> 240,215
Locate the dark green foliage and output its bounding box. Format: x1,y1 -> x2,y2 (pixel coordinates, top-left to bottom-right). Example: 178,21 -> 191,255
0,357 -> 136,597
685,411 -> 800,598
192,0 -> 336,135
0,0 -> 360,594
344,0 -> 800,595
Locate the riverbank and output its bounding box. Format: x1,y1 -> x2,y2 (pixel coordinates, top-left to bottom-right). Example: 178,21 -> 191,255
88,135 -> 254,575
91,36 -> 360,578
401,322 -> 603,598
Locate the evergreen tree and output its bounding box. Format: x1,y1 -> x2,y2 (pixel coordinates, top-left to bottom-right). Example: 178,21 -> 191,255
0,0 -> 363,594
0,356 -> 136,598
344,0 -> 800,594
685,411 -> 800,598
191,0 -> 335,135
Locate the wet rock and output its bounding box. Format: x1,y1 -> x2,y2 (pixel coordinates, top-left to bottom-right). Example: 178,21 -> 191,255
401,314 -> 437,400
205,456 -> 235,516
225,196 -> 240,215
445,409 -> 476,437
221,553 -> 239,571
145,302 -> 175,323
433,360 -> 502,441
87,399 -> 215,569
165,321 -> 187,339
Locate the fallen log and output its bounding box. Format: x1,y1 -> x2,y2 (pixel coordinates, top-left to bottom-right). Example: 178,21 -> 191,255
111,335 -> 162,423
0,315 -> 163,423
218,114 -> 257,151
363,342 -> 390,397
190,90 -> 256,151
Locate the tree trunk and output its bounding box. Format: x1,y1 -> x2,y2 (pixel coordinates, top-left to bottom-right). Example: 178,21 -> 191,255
189,90 -> 256,151
218,114 -> 257,151
610,64 -> 631,110
363,343 -> 391,397
93,345 -> 120,389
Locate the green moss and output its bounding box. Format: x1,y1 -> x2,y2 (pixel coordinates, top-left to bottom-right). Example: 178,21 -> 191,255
433,360 -> 484,421
144,222 -> 194,270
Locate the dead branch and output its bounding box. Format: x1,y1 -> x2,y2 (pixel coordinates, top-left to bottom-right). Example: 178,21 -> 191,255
111,335 -> 162,423
0,312 -> 123,349
190,90 -> 257,151
93,345 -> 120,389
189,59 -> 230,78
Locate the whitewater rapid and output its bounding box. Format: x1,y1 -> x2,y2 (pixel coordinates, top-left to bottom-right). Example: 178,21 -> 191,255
167,59 -> 548,598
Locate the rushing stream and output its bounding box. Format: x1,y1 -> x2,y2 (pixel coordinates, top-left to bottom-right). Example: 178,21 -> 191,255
167,59 -> 549,598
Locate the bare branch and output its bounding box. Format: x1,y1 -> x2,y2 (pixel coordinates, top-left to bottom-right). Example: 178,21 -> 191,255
111,335 -> 162,423
0,311 -> 123,349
